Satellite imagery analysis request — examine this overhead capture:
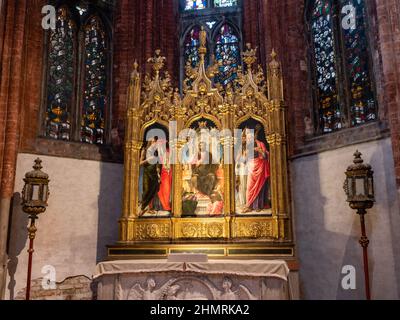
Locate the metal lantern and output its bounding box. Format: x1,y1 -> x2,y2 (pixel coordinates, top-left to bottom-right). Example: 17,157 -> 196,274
343,150 -> 375,212
21,158 -> 50,216
343,150 -> 374,300
21,158 -> 50,300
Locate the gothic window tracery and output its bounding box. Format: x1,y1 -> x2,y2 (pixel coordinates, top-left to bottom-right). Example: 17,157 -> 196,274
180,0 -> 242,89
43,2 -> 112,145
308,0 -> 377,134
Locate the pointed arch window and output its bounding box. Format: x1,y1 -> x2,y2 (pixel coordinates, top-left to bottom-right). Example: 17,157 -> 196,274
308,0 -> 377,134
180,0 -> 243,89
43,2 -> 112,145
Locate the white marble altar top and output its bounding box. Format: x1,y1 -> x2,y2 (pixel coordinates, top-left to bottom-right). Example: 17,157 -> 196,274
93,259 -> 290,281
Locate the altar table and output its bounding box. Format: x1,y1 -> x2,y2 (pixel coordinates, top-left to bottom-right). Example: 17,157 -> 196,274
94,260 -> 295,300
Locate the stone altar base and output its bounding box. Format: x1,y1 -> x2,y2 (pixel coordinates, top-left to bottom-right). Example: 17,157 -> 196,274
94,260 -> 298,300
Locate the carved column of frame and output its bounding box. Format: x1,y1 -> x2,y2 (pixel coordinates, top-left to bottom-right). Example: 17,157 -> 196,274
120,62 -> 142,242
219,101 -> 234,216
267,51 -> 291,241
172,106 -> 185,219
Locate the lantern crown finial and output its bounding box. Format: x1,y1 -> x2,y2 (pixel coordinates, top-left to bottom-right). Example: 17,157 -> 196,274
353,150 -> 363,164
25,158 -> 49,180
33,158 -> 43,171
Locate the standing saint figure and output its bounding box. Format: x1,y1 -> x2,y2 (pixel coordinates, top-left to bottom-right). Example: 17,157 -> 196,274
242,125 -> 270,213
157,141 -> 172,212
139,136 -> 161,216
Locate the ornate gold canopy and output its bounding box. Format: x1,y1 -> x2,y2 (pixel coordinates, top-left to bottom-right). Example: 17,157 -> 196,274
110,29 -> 293,259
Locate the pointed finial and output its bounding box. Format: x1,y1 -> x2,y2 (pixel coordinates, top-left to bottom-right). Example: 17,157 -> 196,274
353,150 -> 364,164
199,26 -> 207,56
147,50 -> 166,73
242,43 -> 257,69
133,60 -> 138,71
271,49 -> 277,60
33,158 -> 43,171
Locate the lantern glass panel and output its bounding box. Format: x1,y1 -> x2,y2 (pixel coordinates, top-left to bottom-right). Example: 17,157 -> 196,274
368,177 -> 374,197
355,177 -> 365,196
347,177 -> 353,198
32,185 -> 40,201
24,185 -> 30,202
43,185 -> 49,202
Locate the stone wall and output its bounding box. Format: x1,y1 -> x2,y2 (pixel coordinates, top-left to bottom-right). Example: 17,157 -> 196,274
15,276 -> 94,300
292,137 -> 400,299
5,154 -> 123,300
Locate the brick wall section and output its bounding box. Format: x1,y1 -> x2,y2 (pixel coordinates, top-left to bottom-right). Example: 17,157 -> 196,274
112,0 -> 179,132
375,0 -> 400,187
15,276 -> 94,300
18,0 -> 46,154
243,0 -> 309,156
0,0 -> 29,198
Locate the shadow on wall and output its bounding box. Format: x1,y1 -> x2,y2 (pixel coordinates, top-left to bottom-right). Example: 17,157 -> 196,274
7,193 -> 28,300
338,146 -> 400,299
295,142 -> 400,300
336,217 -> 368,299
96,161 -> 123,263
369,146 -> 400,298
294,153 -> 367,300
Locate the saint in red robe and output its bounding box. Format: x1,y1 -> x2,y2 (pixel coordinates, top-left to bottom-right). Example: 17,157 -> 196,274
157,146 -> 172,212
246,140 -> 270,209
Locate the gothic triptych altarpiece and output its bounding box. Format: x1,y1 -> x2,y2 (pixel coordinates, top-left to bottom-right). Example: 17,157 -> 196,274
108,30 -> 294,259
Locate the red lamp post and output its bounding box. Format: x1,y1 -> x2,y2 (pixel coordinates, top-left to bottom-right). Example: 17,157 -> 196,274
343,151 -> 375,300
21,159 -> 50,300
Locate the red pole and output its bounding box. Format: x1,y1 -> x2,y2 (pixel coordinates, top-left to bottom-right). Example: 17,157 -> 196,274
26,217 -> 37,300
358,210 -> 371,300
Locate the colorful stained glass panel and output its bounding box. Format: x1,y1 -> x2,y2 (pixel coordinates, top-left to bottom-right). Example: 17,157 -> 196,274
214,24 -> 240,87
311,0 -> 341,133
340,0 -> 376,126
214,0 -> 237,8
45,7 -> 75,141
185,0 -> 207,10
81,16 -> 107,145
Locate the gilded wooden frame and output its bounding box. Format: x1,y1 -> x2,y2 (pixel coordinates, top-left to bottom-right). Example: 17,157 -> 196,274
118,40 -> 292,252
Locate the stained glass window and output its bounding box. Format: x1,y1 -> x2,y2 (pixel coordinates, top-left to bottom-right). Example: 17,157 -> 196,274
340,0 -> 376,126
45,7 -> 75,141
185,0 -> 207,10
81,16 -> 108,145
44,3 -> 110,145
309,0 -> 377,134
214,24 -> 240,87
214,0 -> 238,7
184,26 -> 202,68
311,0 -> 341,133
